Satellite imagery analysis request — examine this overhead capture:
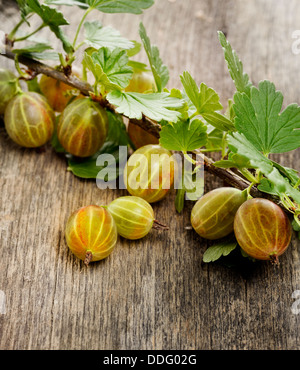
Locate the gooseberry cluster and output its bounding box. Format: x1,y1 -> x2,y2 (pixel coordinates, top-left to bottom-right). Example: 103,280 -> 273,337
0,63 -> 294,266
191,188 -> 292,264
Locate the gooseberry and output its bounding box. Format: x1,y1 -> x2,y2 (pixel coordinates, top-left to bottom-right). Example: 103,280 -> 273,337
0,68 -> 20,115
191,187 -> 247,240
39,67 -> 83,112
234,198 -> 292,263
57,97 -> 109,157
65,205 -> 118,265
127,122 -> 159,149
108,196 -> 155,240
125,71 -> 155,93
4,91 -> 55,148
123,144 -> 176,203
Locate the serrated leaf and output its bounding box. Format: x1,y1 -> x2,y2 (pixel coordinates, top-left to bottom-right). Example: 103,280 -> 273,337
84,21 -> 133,50
180,71 -> 235,131
84,47 -> 133,92
234,80 -> 300,154
139,22 -> 169,92
228,132 -> 300,203
26,0 -> 73,53
107,90 -> 184,122
88,0 -> 155,14
13,43 -> 53,54
13,43 -> 59,60
214,152 -> 251,169
26,0 -> 69,26
203,236 -> 238,263
159,119 -> 207,151
218,31 -> 252,96
16,0 -> 32,24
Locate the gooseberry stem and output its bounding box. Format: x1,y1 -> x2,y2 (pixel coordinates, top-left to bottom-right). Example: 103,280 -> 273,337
7,18 -> 26,40
14,23 -> 45,42
84,251 -> 93,266
72,8 -> 92,50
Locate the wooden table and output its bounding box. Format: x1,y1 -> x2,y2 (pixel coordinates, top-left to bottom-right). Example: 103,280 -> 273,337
0,0 -> 300,350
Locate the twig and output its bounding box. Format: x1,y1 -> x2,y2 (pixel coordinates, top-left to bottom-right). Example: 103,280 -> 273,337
0,50 -> 283,208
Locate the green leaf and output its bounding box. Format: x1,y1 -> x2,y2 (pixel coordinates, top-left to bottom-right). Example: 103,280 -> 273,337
180,71 -> 235,131
218,31 -> 252,96
127,41 -> 142,57
84,21 -> 134,50
26,77 -> 42,94
214,152 -> 251,169
16,0 -> 33,24
45,0 -> 89,7
13,43 -> 59,60
26,0 -> 69,26
203,236 -> 238,263
159,118 -> 207,151
234,80 -> 300,154
83,47 -> 133,92
107,90 -> 184,122
67,111 -> 130,179
26,0 -> 73,53
88,0 -> 155,14
228,132 -> 300,203
127,60 -> 149,73
181,72 -> 222,113
139,22 -> 169,92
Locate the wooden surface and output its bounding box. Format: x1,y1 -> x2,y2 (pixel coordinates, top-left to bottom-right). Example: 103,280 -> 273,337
1,0 -> 300,350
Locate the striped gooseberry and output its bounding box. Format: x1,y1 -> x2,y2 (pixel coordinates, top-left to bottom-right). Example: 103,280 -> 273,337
39,67 -> 83,112
65,205 -> 118,265
4,91 -> 55,148
57,97 -> 109,157
125,71 -> 155,93
0,68 -> 19,115
108,196 -> 167,240
191,187 -> 247,240
234,198 -> 292,263
127,122 -> 159,149
123,144 -> 176,203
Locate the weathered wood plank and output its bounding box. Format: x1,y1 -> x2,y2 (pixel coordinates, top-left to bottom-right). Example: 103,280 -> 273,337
0,0 -> 300,350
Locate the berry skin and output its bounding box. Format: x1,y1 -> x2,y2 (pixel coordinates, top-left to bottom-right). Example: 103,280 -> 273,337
4,91 -> 55,148
125,71 -> 155,93
234,198 -> 292,263
123,144 -> 176,203
108,196 -> 155,240
191,187 -> 247,240
65,205 -> 118,264
127,122 -> 159,149
39,67 -> 83,112
57,97 -> 109,157
0,68 -> 19,115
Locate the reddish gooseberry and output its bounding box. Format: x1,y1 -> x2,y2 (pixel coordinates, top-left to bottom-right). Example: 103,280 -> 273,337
127,122 -> 159,149
65,205 -> 118,265
39,67 -> 83,112
57,97 -> 109,157
234,198 -> 292,263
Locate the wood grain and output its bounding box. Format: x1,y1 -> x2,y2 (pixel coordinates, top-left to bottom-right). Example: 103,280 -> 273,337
0,0 -> 300,350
